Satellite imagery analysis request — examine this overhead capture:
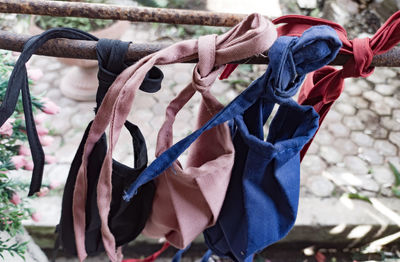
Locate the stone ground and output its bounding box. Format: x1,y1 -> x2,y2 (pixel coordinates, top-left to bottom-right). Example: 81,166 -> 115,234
3,0 -> 400,261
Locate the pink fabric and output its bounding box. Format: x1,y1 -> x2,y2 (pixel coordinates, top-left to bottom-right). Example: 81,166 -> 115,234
72,13 -> 277,262
142,34 -> 234,248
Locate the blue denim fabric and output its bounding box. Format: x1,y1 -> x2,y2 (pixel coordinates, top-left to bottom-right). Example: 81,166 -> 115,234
123,25 -> 341,261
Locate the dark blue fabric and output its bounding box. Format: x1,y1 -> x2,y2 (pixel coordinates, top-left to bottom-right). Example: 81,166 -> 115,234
200,249 -> 213,262
124,25 -> 341,261
204,26 -> 341,261
171,243 -> 191,262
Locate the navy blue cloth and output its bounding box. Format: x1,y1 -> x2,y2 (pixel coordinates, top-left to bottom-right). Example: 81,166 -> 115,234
203,26 -> 341,262
124,25 -> 341,261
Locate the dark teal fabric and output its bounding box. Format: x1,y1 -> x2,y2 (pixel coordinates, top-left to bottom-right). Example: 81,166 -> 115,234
124,25 -> 341,261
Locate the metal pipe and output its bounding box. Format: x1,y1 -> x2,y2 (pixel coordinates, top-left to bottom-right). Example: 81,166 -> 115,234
2,30 -> 400,66
0,0 -> 248,27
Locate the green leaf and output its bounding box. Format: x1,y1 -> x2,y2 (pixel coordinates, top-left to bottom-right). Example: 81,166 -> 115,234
347,193 -> 372,203
392,186 -> 400,198
388,162 -> 400,186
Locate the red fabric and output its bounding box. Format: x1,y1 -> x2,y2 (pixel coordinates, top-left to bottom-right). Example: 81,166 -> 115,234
219,64 -> 239,80
273,11 -> 400,159
122,242 -> 170,262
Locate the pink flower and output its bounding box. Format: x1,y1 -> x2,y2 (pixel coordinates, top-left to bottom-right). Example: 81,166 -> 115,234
45,155 -> 57,164
315,252 -> 326,262
11,51 -> 20,57
36,125 -> 49,136
36,187 -> 49,197
27,68 -> 43,81
10,193 -> 21,205
40,98 -> 60,115
34,113 -> 47,125
39,135 -> 54,147
0,118 -> 14,136
23,160 -> 34,171
49,180 -> 61,190
18,145 -> 30,156
31,212 -> 41,222
11,155 -> 26,170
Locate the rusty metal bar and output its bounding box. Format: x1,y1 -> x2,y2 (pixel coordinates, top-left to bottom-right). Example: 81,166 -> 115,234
2,30 -> 400,66
0,0 -> 248,27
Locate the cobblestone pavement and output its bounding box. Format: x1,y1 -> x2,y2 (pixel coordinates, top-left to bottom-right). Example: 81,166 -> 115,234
301,71 -> 400,199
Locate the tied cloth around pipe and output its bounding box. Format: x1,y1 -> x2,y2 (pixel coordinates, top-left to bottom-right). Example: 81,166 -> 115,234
140,33 -> 236,249
59,38 -> 163,258
75,13 -> 277,262
273,10 -> 400,159
0,28 -> 98,196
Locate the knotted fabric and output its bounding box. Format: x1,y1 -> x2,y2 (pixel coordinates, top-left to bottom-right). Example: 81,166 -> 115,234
70,39 -> 163,261
141,34 -> 234,249
201,25 -> 340,262
0,28 -> 97,196
76,13 -> 277,262
273,10 -> 400,158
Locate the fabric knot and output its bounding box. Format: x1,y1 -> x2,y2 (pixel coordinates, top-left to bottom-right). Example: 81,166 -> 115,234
191,34 -> 223,93
272,11 -> 400,159
342,37 -> 374,78
267,25 -> 342,100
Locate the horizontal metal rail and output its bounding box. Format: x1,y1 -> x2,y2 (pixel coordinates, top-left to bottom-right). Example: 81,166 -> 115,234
1,1 -> 400,66
0,0 -> 248,27
1,30 -> 400,66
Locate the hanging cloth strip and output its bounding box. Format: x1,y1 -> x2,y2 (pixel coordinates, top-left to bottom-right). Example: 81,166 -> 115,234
75,13 -> 277,262
0,28 -> 99,196
150,25 -> 341,262
59,37 -> 163,258
140,32 -> 235,249
272,10 -> 400,159
122,242 -> 170,262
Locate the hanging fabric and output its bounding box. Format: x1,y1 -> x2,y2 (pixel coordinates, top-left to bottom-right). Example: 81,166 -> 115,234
75,13 -> 277,262
273,10 -> 400,158
130,25 -> 341,262
202,25 -> 342,262
0,28 -> 100,196
140,33 -> 235,249
60,37 -> 163,258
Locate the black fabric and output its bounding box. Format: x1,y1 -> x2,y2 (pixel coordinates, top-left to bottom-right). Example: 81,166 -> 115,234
0,28 -> 99,196
57,38 -> 163,256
